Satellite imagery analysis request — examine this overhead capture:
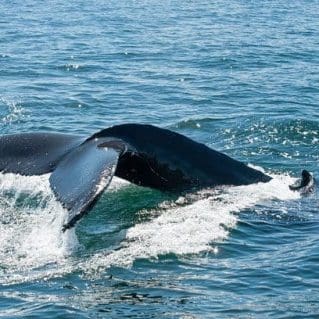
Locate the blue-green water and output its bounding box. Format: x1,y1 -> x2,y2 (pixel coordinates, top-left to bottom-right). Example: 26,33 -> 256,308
1,1 -> 319,318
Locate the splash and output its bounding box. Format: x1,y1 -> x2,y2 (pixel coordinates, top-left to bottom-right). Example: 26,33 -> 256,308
0,171 -> 300,284
0,173 -> 131,285
0,173 -> 78,284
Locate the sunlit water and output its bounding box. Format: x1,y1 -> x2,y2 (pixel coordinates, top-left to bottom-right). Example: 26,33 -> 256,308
1,0 -> 319,318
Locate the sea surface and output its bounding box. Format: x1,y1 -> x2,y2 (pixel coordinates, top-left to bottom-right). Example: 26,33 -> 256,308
0,0 -> 319,318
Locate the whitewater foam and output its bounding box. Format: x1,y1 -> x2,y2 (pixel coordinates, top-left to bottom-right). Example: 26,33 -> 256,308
0,173 -> 78,282
80,172 -> 300,272
0,171 -> 300,284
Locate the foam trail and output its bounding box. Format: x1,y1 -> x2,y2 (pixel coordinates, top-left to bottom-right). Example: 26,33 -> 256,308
81,173 -> 300,272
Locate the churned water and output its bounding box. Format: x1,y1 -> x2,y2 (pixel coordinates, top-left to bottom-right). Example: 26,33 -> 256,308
0,0 -> 319,318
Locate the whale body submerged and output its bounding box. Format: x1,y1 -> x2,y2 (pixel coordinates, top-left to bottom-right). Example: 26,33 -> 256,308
0,124 -> 313,230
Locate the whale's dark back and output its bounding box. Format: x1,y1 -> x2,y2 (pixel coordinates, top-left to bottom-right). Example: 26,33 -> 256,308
91,124 -> 271,190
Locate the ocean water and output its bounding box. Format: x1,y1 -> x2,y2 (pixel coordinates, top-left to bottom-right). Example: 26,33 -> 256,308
0,0 -> 318,318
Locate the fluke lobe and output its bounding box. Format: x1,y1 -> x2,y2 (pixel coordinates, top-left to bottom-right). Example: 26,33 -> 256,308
0,124 -> 313,230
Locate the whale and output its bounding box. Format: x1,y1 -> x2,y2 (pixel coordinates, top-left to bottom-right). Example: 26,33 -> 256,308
0,123 -> 313,230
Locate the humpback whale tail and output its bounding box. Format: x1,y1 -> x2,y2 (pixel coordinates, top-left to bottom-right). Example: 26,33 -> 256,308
0,124 -> 313,231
